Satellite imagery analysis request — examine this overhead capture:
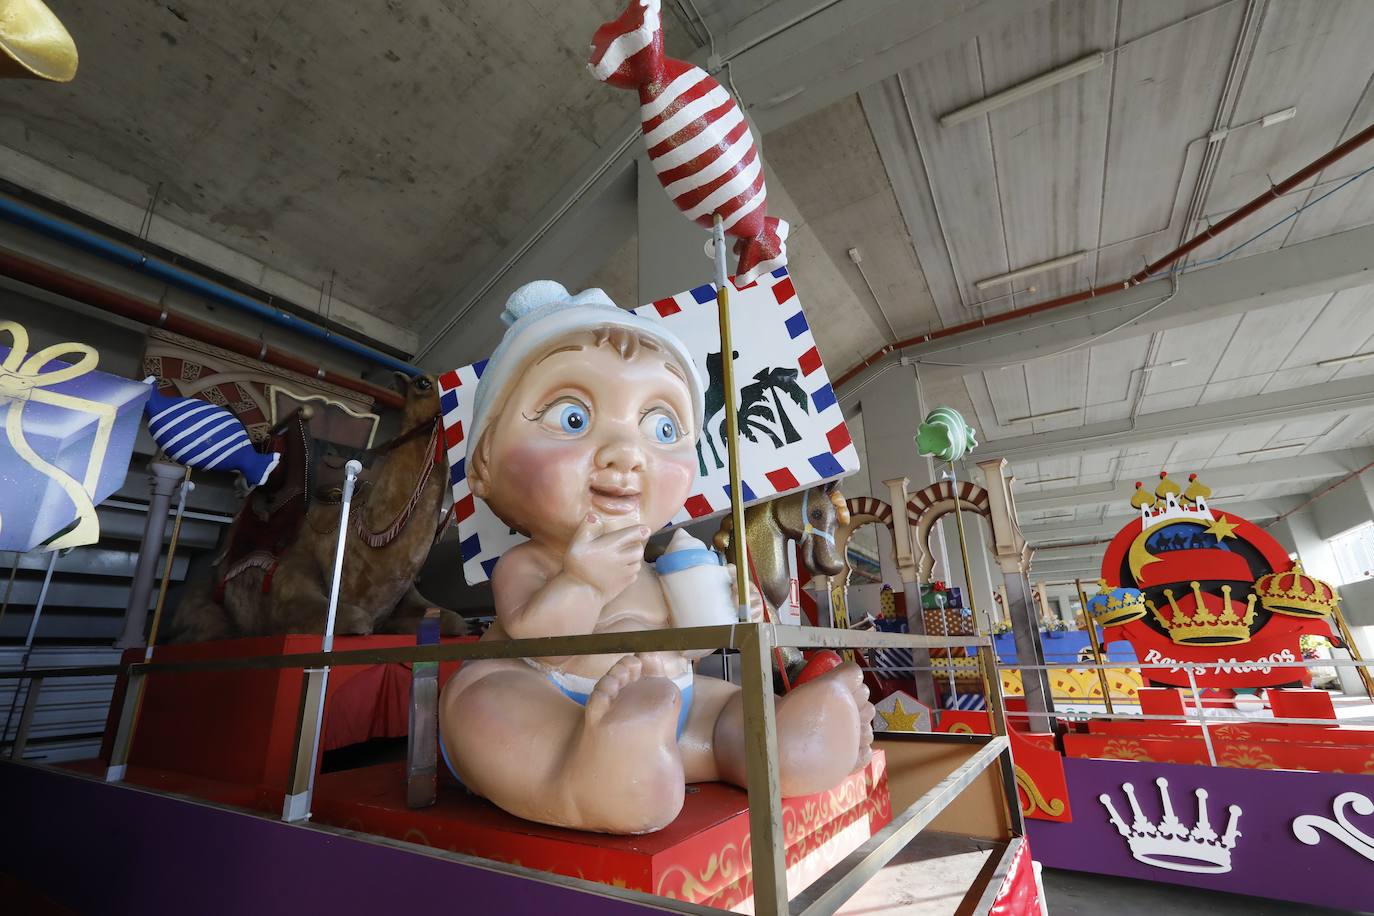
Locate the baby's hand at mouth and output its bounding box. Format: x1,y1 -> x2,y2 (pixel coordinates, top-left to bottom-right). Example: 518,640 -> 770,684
564,513 -> 651,601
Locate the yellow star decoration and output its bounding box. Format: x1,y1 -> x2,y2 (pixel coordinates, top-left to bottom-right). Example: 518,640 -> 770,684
1204,516 -> 1240,541
877,697 -> 923,732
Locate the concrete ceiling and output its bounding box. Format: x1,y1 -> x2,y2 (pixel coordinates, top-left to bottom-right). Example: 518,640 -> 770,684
5,0 -> 1374,586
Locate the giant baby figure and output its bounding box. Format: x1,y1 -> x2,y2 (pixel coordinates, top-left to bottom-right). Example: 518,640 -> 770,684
439,281 -> 873,834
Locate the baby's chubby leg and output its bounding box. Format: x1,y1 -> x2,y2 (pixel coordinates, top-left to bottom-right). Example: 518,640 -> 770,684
440,655 -> 686,834
700,662 -> 874,796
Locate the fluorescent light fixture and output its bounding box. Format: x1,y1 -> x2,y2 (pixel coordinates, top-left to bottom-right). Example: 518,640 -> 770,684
975,251 -> 1087,291
1261,106 -> 1298,128
941,53 -> 1105,127
1208,106 -> 1299,143
1236,442 -> 1309,456
1142,358 -> 1189,373
1317,350 -> 1374,368
1018,475 -> 1075,486
1005,407 -> 1081,424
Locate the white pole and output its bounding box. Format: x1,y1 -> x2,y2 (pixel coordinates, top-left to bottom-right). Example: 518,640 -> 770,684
282,459 -> 361,823
1,550 -> 58,748
322,460 -> 363,654
23,550 -> 57,649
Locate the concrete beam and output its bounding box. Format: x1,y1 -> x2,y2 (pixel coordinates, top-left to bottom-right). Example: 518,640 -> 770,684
986,377 -> 1374,466
1014,448 -> 1374,513
1020,497 -> 1302,544
416,0 -> 1044,371
839,222 -> 1374,390
1030,562 -> 1103,575
729,0 -> 1047,134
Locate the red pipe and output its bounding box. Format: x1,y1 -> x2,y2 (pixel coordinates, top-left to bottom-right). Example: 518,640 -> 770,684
1263,459 -> 1374,529
833,120 -> 1374,390
0,248 -> 406,409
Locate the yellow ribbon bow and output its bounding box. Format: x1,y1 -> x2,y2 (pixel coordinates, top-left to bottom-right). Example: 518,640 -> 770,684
0,319 -> 114,551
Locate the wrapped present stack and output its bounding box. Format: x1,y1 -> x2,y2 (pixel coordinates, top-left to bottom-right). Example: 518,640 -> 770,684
1,321 -> 150,551
920,582 -> 976,635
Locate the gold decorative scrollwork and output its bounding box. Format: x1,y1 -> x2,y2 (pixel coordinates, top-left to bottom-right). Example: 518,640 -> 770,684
1014,765 -> 1066,817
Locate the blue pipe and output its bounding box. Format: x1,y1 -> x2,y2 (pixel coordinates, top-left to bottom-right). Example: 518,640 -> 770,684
0,195 -> 420,376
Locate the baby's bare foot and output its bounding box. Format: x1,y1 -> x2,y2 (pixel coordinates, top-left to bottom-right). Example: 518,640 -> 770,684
568,655 -> 685,833
774,662 -> 874,797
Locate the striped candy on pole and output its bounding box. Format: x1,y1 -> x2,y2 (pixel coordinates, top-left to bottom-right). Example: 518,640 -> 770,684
589,0 -> 788,285
143,381 -> 280,486
915,407 -> 978,463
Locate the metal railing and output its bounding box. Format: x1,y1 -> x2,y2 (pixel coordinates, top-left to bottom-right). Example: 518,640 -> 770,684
0,623 -> 1023,916
996,657 -> 1374,768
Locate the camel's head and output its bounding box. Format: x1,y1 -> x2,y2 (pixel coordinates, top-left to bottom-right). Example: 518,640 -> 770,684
394,371 -> 441,428
792,481 -> 848,578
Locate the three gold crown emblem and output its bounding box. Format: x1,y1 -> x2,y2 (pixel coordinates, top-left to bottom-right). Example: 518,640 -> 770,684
1145,582 -> 1257,645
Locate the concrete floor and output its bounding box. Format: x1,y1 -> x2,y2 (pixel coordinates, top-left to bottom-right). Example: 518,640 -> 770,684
1041,869 -> 1365,915
825,832 -> 1368,915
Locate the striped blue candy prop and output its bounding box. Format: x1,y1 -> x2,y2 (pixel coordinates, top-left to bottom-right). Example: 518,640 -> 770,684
143,379 -> 281,486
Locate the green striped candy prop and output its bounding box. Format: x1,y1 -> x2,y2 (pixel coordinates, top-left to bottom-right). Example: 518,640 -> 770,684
915,407 -> 977,462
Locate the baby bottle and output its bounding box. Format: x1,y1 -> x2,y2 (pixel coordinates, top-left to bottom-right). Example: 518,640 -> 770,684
654,529 -> 737,627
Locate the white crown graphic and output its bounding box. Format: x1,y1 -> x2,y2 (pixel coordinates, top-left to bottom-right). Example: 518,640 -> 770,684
1141,491 -> 1211,527
1099,777 -> 1242,874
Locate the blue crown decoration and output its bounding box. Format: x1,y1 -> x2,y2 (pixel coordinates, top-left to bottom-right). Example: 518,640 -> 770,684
1087,580 -> 1148,627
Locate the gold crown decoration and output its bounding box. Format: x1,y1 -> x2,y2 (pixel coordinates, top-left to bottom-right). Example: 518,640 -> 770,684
1145,581 -> 1256,645
1253,562 -> 1340,619
1182,473 -> 1211,506
1086,579 -> 1148,628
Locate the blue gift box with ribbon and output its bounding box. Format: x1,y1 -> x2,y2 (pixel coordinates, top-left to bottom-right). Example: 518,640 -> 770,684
0,322 -> 151,552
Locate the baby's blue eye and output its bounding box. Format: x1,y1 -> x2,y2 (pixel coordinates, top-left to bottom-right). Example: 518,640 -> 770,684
559,403 -> 589,435
642,409 -> 680,443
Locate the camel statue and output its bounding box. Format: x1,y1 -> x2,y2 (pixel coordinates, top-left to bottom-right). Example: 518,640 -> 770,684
713,481 -> 849,611
171,374 -> 464,641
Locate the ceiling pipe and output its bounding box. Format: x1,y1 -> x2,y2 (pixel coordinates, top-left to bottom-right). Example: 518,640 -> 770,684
0,248 -> 406,409
0,194 -> 420,376
1262,458 -> 1374,529
833,119 -> 1374,390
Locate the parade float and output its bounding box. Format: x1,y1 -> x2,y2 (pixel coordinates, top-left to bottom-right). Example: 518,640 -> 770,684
1016,473 -> 1374,912
1,2 -> 1037,912
852,468 -> 1374,912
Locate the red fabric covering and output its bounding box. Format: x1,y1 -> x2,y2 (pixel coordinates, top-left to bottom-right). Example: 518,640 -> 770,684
322,663 -> 411,751
100,635 -> 474,796
991,838 -> 1044,915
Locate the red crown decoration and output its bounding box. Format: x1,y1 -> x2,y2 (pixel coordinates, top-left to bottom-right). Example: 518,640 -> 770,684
1144,581 -> 1257,645
1254,561 -> 1340,619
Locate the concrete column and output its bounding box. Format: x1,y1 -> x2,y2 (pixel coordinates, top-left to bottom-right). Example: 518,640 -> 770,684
976,457 -> 1054,731
114,461 -> 184,649
883,477 -> 937,710
964,513 -> 999,633
1272,507 -> 1368,694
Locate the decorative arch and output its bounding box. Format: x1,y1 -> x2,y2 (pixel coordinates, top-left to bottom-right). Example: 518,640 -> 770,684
829,496 -> 896,630
905,479 -> 991,582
